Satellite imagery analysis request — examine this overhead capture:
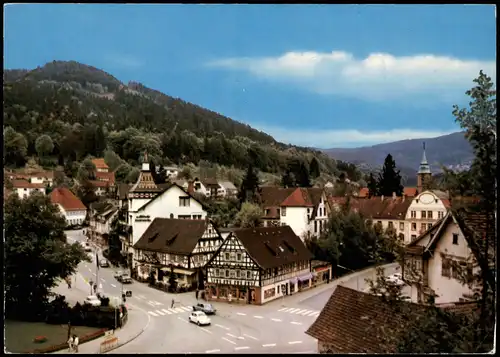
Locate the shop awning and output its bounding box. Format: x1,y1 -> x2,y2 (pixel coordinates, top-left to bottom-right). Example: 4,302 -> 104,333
298,273 -> 313,282
173,268 -> 196,276
289,277 -> 298,284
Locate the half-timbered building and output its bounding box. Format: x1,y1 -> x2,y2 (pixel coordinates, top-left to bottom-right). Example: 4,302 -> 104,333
205,226 -> 314,305
133,218 -> 223,290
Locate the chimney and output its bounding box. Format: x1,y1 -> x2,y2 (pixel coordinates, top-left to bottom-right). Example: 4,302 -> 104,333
381,195 -> 384,201
392,192 -> 396,200
187,180 -> 195,195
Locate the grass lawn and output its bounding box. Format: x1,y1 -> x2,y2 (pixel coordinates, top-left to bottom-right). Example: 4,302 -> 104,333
5,319 -> 102,353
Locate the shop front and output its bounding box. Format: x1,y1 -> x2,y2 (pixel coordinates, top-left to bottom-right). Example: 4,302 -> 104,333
205,284 -> 259,305
311,261 -> 333,286
297,272 -> 314,291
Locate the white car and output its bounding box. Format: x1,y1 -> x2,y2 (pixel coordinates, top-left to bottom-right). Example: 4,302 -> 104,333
189,311 -> 211,326
387,273 -> 404,286
85,295 -> 102,306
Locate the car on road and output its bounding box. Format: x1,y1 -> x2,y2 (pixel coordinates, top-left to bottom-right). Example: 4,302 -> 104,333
85,295 -> 102,306
119,274 -> 132,284
189,311 -> 211,326
114,271 -> 125,280
83,242 -> 92,252
192,303 -> 216,315
387,273 -> 404,286
99,259 -> 109,268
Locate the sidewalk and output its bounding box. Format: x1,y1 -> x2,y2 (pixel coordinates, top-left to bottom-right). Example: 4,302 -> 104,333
52,307 -> 150,354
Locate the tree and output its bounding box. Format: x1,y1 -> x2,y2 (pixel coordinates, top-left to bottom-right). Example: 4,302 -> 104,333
35,134 -> 55,157
367,173 -> 379,197
234,202 -> 263,228
25,157 -> 43,174
4,126 -> 28,166
53,168 -> 67,187
4,192 -> 89,320
103,150 -> 124,171
77,158 -> 96,182
309,157 -> 321,179
238,164 -> 260,204
377,154 -> 403,196
296,162 -> 312,187
281,169 -> 295,188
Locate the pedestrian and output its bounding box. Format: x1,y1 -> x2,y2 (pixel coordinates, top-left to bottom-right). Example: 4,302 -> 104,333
171,298 -> 175,308
67,335 -> 74,352
93,283 -> 97,294
195,290 -> 199,300
73,334 -> 79,353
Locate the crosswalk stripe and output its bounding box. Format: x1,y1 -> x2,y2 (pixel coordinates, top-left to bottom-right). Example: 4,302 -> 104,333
310,312 -> 320,317
175,307 -> 185,313
278,307 -> 287,312
306,311 -> 319,316
148,311 -> 158,317
169,308 -> 178,314
294,309 -> 307,314
181,306 -> 192,312
162,309 -> 172,314
289,308 -> 301,313
300,310 -> 313,315
156,310 -> 166,316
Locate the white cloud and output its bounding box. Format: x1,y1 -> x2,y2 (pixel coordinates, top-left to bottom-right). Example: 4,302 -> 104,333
249,124 -> 457,148
207,51 -> 496,102
104,53 -> 143,68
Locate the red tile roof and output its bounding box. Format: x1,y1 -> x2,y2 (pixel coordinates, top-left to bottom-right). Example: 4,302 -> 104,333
95,171 -> 115,185
11,179 -> 45,189
358,187 -> 418,198
91,158 -> 109,169
89,180 -> 112,188
328,196 -> 411,220
50,188 -> 87,211
281,188 -> 315,207
358,187 -> 369,197
260,186 -> 324,219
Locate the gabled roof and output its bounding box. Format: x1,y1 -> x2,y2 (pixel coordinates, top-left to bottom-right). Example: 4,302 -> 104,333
260,186 -> 325,218
133,218 -> 213,255
129,165 -> 162,194
50,188 -> 87,211
135,182 -> 207,212
305,286 -> 428,353
11,179 -> 45,189
219,181 -> 237,190
95,171 -> 115,185
91,158 -> 109,169
358,187 -> 418,198
281,188 -> 315,207
328,196 -> 411,220
201,177 -> 220,187
230,226 -> 313,269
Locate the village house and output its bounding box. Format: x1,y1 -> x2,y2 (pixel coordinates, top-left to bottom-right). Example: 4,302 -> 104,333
133,218 -> 223,290
10,178 -> 46,198
175,178 -> 238,199
90,158 -> 116,196
306,285 -> 477,353
402,208 -> 491,304
49,187 -> 87,227
260,186 -> 330,241
218,180 -> 238,198
88,201 -> 119,246
164,165 -> 179,178
205,226 -> 314,305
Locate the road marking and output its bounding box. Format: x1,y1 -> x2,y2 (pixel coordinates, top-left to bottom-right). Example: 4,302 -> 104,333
289,341 -> 303,345
175,307 -> 185,313
291,321 -> 302,325
294,309 -> 307,314
271,318 -> 282,322
215,324 -> 229,330
138,295 -> 146,299
253,315 -> 263,319
243,334 -> 258,341
278,307 -> 288,312
300,310 -> 313,315
148,311 -> 158,317
222,337 -> 237,345
168,308 -> 178,314
234,346 -> 249,351
177,317 -> 188,323
85,265 -> 88,268
226,333 -> 237,338
262,343 -> 276,347
205,350 -> 220,353
305,310 -> 319,316
288,308 -> 300,313
155,310 -> 166,316
201,328 -> 212,334
161,309 -> 172,314
100,278 -> 105,283
111,284 -> 117,288
236,312 -> 246,316
92,273 -> 97,276
181,306 -> 192,312
310,312 -> 320,317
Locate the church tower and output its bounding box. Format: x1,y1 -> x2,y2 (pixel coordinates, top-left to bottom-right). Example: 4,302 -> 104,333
417,142 -> 432,194
129,151 -> 162,199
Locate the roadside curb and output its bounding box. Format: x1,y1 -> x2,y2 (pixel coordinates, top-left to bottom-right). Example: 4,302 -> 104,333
101,304 -> 151,354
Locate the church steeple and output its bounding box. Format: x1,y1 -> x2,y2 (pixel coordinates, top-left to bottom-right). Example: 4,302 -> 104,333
130,150 -> 162,196
141,150 -> 150,172
417,142 -> 432,193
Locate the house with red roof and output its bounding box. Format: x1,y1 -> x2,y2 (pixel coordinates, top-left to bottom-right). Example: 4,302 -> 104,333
50,187 -> 87,226
90,158 -> 116,196
260,186 -> 330,241
10,179 -> 46,199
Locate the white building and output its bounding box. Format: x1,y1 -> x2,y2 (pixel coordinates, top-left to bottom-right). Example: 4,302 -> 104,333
164,166 -> 179,178
49,187 -> 87,227
402,210 -> 487,304
11,178 -> 46,199
89,201 -> 119,242
260,187 -> 330,241
218,181 -> 238,198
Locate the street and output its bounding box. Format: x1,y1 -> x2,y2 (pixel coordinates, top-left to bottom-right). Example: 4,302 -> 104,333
63,230 -> 400,354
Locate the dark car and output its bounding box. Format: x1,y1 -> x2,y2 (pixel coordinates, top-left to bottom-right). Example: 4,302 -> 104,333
99,259 -> 109,268
119,274 -> 132,284
192,303 -> 216,315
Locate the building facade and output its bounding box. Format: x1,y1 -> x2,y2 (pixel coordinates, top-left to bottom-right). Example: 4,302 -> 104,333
50,187 -> 87,226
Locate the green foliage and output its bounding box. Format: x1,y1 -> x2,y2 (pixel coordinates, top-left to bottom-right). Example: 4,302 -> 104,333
203,198 -> 240,228
309,157 -> 321,179
377,154 -> 403,196
103,149 -> 124,171
367,173 -> 378,197
238,165 -> 260,204
4,126 -> 28,166
35,134 -> 54,157
4,193 -> 90,321
234,202 -> 263,228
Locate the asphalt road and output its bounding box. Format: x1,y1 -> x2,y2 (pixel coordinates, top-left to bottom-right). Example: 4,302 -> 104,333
64,230 -> 401,354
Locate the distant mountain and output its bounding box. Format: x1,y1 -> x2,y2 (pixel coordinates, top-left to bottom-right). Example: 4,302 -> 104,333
324,132 -> 474,186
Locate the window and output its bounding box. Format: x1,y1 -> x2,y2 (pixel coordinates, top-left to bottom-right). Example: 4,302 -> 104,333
427,211 -> 433,219
179,197 -> 190,207
438,211 -> 444,219
411,223 -> 417,231
411,211 -> 416,218
277,209 -> 280,216
281,207 -> 286,216
421,211 -> 427,219
265,209 -> 270,216
237,253 -> 242,261
215,269 -> 220,277
399,222 -> 404,231
411,234 -> 417,240
442,258 -> 451,277
225,270 -> 229,278
314,221 -> 317,233
230,270 -> 236,278
225,252 -> 230,260
420,223 -> 427,232
452,234 -> 459,245
277,285 -> 280,294
247,271 -> 251,279
236,270 -> 241,278
319,207 -> 323,216
388,221 -> 394,229
427,223 -> 433,230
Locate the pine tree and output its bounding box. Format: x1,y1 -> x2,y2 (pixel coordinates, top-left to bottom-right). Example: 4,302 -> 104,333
377,154 -> 403,196
309,157 -> 321,179
367,173 -> 379,197
281,169 -> 295,188
238,164 -> 260,204
297,163 -> 312,187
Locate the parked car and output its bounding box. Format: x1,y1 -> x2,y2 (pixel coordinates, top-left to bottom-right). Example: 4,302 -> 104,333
114,271 -> 125,280
85,295 -> 102,306
84,242 -> 92,252
192,303 -> 216,315
99,259 -> 109,268
119,274 -> 132,284
189,311 -> 211,326
387,273 -> 404,286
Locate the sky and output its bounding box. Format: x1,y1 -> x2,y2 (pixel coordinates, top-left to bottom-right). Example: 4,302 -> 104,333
4,4 -> 497,148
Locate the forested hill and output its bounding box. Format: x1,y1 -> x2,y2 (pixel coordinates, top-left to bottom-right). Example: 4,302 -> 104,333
3,60 -> 338,176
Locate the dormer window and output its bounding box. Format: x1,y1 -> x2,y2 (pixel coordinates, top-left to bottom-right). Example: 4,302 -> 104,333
452,234 -> 459,245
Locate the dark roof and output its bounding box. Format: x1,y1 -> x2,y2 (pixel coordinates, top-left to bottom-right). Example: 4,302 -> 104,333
305,286 -> 428,353
328,196 -> 411,220
90,201 -> 115,215
116,183 -> 132,200
135,183 -> 207,212
129,171 -> 163,193
232,226 -> 313,269
201,177 -> 219,187
133,218 -> 211,255
358,187 -> 418,198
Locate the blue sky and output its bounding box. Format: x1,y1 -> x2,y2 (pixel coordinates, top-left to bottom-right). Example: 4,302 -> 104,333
4,4 -> 496,148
